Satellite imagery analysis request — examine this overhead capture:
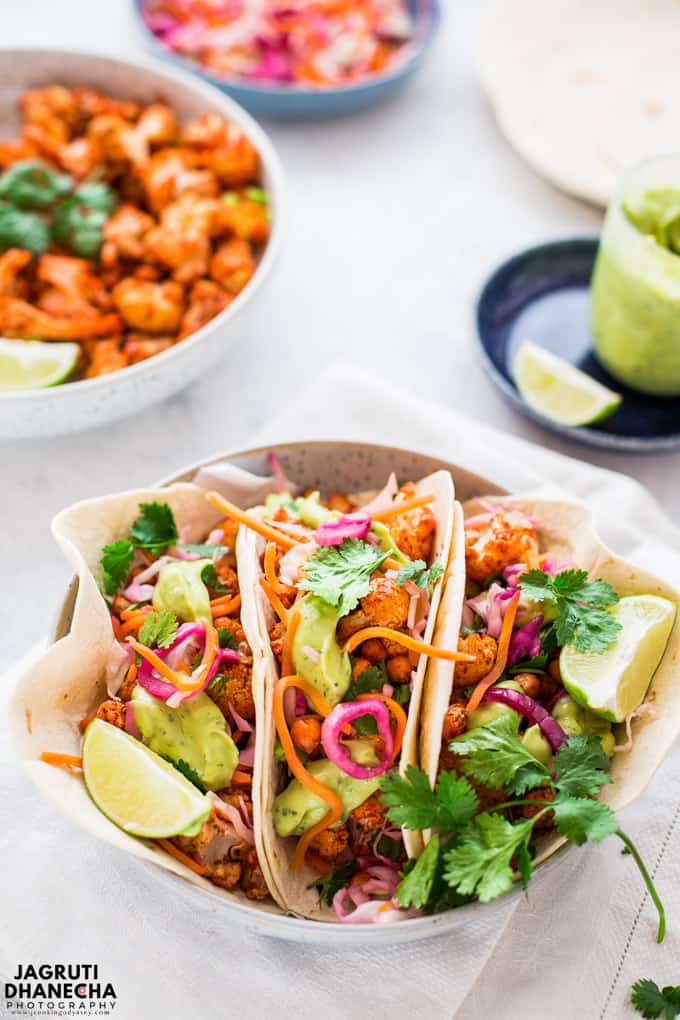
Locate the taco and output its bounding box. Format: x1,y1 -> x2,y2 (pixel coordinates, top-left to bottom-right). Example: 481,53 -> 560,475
413,495 -> 679,916
219,464 -> 470,921
10,483 -> 283,912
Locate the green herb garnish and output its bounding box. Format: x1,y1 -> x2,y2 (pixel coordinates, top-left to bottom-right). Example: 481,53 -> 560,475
100,539 -> 134,596
130,502 -> 178,552
138,610 -> 178,649
296,539 -> 389,615
310,859 -> 358,906
632,980 -> 680,1019
520,568 -> 621,652
395,560 -> 444,590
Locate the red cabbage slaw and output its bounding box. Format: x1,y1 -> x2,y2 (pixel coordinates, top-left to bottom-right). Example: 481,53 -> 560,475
142,0 -> 414,89
134,621 -> 239,706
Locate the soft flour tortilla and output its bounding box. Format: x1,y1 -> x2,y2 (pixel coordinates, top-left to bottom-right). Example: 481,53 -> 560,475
419,494 -> 680,870
241,471 -> 455,920
9,480 -> 285,916
479,0 -> 680,205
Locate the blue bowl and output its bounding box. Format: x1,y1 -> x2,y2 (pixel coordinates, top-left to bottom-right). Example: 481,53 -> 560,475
133,0 -> 440,118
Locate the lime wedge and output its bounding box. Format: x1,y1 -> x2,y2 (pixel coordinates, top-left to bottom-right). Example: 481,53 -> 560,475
82,719 -> 210,838
513,341 -> 622,426
0,338 -> 79,390
560,595 -> 676,722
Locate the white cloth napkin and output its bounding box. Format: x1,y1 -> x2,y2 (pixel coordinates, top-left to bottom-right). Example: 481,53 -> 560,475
3,362 -> 679,1020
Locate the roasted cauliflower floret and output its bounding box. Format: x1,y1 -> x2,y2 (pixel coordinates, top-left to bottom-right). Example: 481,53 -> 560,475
465,510 -> 539,583
336,576 -> 410,643
442,702 -> 468,740
309,825 -> 349,859
208,663 -> 255,723
347,795 -> 386,850
112,278 -> 184,334
388,500 -> 436,563
452,633 -> 498,687
179,278 -> 232,338
240,846 -> 270,900
95,698 -> 125,728
209,237 -> 255,294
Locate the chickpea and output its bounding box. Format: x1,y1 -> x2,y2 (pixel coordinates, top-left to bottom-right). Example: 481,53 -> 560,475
352,657 -> 372,680
517,787 -> 554,830
386,655 -> 412,684
513,672 -> 542,699
361,638 -> 387,664
547,657 -> 562,684
291,715 -> 321,756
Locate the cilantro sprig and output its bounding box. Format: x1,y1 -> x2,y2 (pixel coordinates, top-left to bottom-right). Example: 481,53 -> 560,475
296,539 -> 389,615
380,717 -> 665,939
632,980 -> 680,1019
98,501 -> 179,597
395,560 -> 444,591
520,568 -> 621,653
310,859 -> 358,906
138,610 -> 178,649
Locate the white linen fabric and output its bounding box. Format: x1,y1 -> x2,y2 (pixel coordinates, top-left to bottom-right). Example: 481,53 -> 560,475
2,363 -> 679,1020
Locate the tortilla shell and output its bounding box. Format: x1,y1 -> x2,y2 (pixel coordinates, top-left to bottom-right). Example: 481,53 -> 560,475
419,494 -> 680,871
9,482 -> 284,916
242,471 -> 456,920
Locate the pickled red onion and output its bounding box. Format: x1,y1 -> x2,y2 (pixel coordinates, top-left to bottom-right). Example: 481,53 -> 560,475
321,699 -> 392,779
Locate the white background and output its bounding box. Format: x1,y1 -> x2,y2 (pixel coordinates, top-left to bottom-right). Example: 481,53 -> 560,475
1,3 -> 680,1016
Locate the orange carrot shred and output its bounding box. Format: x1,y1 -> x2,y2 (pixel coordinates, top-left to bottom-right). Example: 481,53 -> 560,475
342,626 -> 475,662
281,608 -> 300,678
210,593 -> 241,617
205,491 -> 300,550
157,839 -> 206,876
39,752 -> 82,770
466,590 -> 521,712
259,576 -> 289,625
272,675 -> 340,870
371,494 -> 435,521
265,540 -> 292,594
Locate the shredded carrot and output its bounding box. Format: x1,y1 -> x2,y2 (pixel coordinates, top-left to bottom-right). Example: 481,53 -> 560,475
371,494 -> 435,521
356,692 -> 407,764
111,616 -> 123,641
157,839 -> 206,876
466,590 -> 521,712
121,611 -> 152,637
231,769 -> 254,788
343,627 -> 476,662
210,593 -> 241,617
272,675 -> 340,870
265,541 -> 292,594
281,609 -> 301,678
121,605 -> 151,621
39,752 -> 82,770
205,491 -> 299,550
383,556 -> 405,572
125,659 -> 138,688
126,638 -> 183,688
259,576 -> 289,624
186,620 -> 218,693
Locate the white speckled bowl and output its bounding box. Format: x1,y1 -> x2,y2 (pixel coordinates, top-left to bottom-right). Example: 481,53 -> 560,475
0,50 -> 285,439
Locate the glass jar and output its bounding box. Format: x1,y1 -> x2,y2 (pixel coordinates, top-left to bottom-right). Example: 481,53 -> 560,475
591,154 -> 680,396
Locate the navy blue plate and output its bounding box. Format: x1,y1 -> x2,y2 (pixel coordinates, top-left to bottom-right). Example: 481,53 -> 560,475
476,238 -> 680,452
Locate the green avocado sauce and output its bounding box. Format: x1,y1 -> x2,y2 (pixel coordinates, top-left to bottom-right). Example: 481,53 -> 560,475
272,758 -> 381,837
153,559 -> 213,624
292,594 -> 351,706
132,686 -> 238,791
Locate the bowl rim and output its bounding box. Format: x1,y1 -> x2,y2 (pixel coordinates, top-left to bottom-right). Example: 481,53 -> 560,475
0,46 -> 286,404
132,0 -> 441,100
47,438 -> 574,943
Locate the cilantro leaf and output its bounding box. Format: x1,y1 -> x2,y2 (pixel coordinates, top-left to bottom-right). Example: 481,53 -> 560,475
516,843 -> 533,890
380,765 -> 477,832
443,814 -> 534,903
519,568 -> 621,653
100,539 -> 134,596
450,713 -> 550,794
345,662 -> 388,700
631,979 -> 680,1019
395,834 -> 440,909
392,682 -> 411,705
553,734 -> 612,798
138,610 -> 178,649
310,859 -> 358,906
130,502 -> 178,552
161,756 -> 206,792
200,562 -> 229,594
218,628 -> 239,650
552,795 -> 618,845
395,560 -> 444,590
296,539 -> 389,615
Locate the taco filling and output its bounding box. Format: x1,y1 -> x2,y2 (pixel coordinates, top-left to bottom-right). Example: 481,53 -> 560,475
56,500 -> 269,900
212,464 -> 471,922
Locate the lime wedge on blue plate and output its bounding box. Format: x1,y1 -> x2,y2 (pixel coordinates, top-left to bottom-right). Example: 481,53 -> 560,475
0,338 -> 79,390
513,341 -> 622,426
